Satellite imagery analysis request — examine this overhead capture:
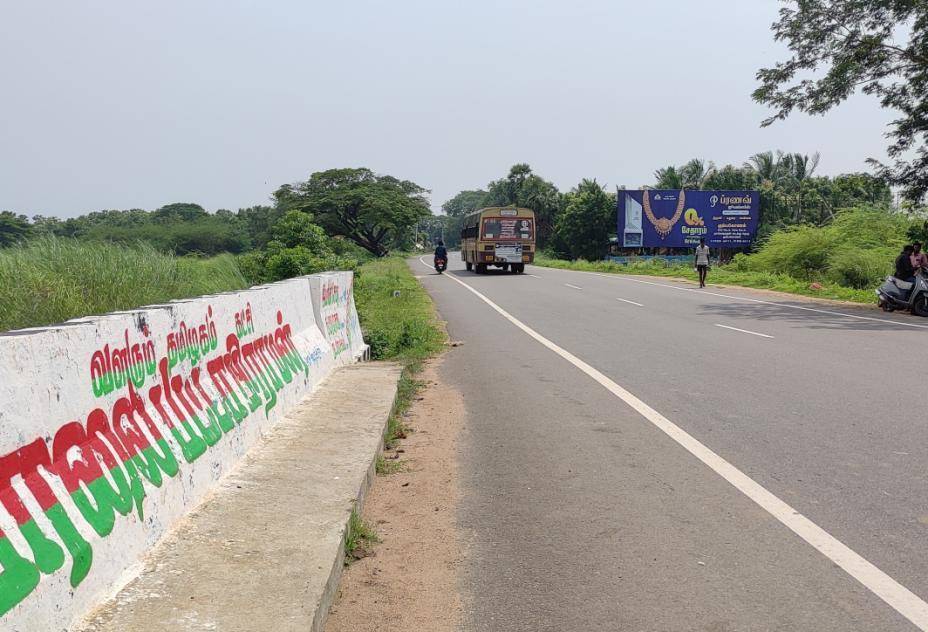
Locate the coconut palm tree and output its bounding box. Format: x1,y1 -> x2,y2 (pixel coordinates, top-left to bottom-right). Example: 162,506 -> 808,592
744,150 -> 787,186
654,166 -> 684,190
785,152 -> 821,222
680,158 -> 717,189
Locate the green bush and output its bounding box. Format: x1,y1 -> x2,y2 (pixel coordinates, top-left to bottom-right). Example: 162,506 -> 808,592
742,207 -> 910,285
826,246 -> 895,289
237,211 -> 359,284
746,225 -> 837,279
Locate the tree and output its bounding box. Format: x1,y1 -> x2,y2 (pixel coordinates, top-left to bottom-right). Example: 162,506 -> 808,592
654,166 -> 684,190
268,210 -> 330,250
744,150 -> 788,186
152,203 -> 209,223
554,179 -> 615,261
237,210 -> 354,284
441,189 -> 487,248
30,215 -> 64,237
754,1 -> 928,201
484,164 -> 563,246
679,158 -> 716,189
783,152 -> 820,222
441,190 -> 487,217
0,211 -> 31,247
275,168 -> 431,256
237,205 -> 282,250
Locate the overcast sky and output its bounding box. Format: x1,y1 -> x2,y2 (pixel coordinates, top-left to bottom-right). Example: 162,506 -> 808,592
0,0 -> 892,218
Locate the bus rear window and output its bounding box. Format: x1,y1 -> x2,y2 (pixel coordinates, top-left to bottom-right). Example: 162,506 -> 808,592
482,218 -> 534,241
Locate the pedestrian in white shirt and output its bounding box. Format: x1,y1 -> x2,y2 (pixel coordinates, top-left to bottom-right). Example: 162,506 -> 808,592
694,238 -> 710,288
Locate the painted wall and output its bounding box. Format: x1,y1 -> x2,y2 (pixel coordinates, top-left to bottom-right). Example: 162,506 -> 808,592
0,272 -> 366,631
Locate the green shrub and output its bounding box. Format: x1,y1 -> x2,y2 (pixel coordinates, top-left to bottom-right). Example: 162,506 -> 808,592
746,225 -> 837,279
826,246 -> 895,289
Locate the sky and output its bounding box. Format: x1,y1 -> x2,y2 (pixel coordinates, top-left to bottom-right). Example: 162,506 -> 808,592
0,0 -> 894,218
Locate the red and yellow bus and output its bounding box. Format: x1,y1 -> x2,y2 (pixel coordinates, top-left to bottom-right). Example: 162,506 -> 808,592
460,207 -> 535,274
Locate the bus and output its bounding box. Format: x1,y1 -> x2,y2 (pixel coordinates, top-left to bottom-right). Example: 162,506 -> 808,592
460,207 -> 535,274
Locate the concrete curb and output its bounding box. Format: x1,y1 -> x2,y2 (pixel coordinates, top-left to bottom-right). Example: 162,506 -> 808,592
77,362 -> 403,632
311,366 -> 399,632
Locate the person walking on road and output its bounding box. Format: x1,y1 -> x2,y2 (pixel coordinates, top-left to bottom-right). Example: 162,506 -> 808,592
694,238 -> 710,288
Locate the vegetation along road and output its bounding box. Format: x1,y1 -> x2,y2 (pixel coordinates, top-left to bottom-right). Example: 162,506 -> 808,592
414,254 -> 928,631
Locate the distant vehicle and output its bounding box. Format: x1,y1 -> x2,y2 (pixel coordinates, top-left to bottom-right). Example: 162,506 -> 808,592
460,207 -> 535,274
877,270 -> 928,316
434,257 -> 447,274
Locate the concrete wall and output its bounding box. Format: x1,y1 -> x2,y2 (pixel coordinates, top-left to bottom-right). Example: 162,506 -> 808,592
0,272 -> 366,631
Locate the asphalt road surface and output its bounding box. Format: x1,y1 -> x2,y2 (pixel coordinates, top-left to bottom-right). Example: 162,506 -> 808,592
412,254 -> 928,632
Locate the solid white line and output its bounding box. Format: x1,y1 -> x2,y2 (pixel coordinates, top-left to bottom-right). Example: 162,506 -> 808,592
564,283 -> 583,290
527,274 -> 542,278
616,298 -> 644,307
715,324 -> 774,339
417,255 -> 928,630
539,266 -> 928,330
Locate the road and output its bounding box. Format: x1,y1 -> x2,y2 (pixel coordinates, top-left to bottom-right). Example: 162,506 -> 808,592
411,254 -> 928,632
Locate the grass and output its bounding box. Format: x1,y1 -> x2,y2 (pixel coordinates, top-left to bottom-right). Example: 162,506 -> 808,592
375,454 -> 407,475
344,509 -> 379,564
0,237 -> 249,332
354,256 -> 446,363
534,255 -> 876,304
353,256 -> 446,477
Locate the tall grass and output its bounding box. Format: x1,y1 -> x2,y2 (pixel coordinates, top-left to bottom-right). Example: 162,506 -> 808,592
0,237 -> 249,332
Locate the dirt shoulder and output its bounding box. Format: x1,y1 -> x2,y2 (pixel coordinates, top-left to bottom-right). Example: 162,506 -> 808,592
325,356 -> 464,632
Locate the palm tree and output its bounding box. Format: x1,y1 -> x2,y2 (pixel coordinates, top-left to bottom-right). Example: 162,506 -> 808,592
744,150 -> 787,186
786,152 -> 821,222
654,166 -> 684,190
788,152 -> 820,182
680,158 -> 717,189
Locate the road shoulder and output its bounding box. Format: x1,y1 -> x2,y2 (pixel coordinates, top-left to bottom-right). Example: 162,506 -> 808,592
325,356 -> 465,632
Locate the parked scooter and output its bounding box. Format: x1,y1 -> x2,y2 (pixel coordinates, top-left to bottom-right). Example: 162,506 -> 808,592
877,270 -> 928,316
434,257 -> 447,274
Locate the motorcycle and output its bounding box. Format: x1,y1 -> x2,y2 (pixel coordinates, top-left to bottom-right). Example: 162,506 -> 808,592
434,257 -> 447,274
877,270 -> 928,316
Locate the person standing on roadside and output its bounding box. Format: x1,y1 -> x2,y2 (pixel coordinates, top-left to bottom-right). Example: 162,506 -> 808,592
694,238 -> 710,288
911,242 -> 928,272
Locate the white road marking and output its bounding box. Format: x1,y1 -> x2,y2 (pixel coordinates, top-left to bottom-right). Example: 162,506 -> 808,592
564,283 -> 583,290
527,274 -> 542,278
539,266 -> 928,330
416,255 -> 928,630
616,298 -> 644,307
715,324 -> 774,339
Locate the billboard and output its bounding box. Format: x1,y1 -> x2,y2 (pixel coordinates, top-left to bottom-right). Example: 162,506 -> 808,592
618,190 -> 759,248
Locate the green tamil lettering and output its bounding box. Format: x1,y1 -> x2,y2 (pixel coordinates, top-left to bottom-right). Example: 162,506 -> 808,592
18,519 -> 64,574
0,535 -> 39,617
44,505 -> 92,587
170,421 -> 208,464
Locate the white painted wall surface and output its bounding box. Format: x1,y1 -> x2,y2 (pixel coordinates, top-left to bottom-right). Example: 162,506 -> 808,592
0,272 -> 363,631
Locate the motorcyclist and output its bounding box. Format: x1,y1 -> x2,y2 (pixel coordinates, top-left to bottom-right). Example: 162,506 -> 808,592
912,242 -> 928,272
433,240 -> 448,268
895,245 -> 916,286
